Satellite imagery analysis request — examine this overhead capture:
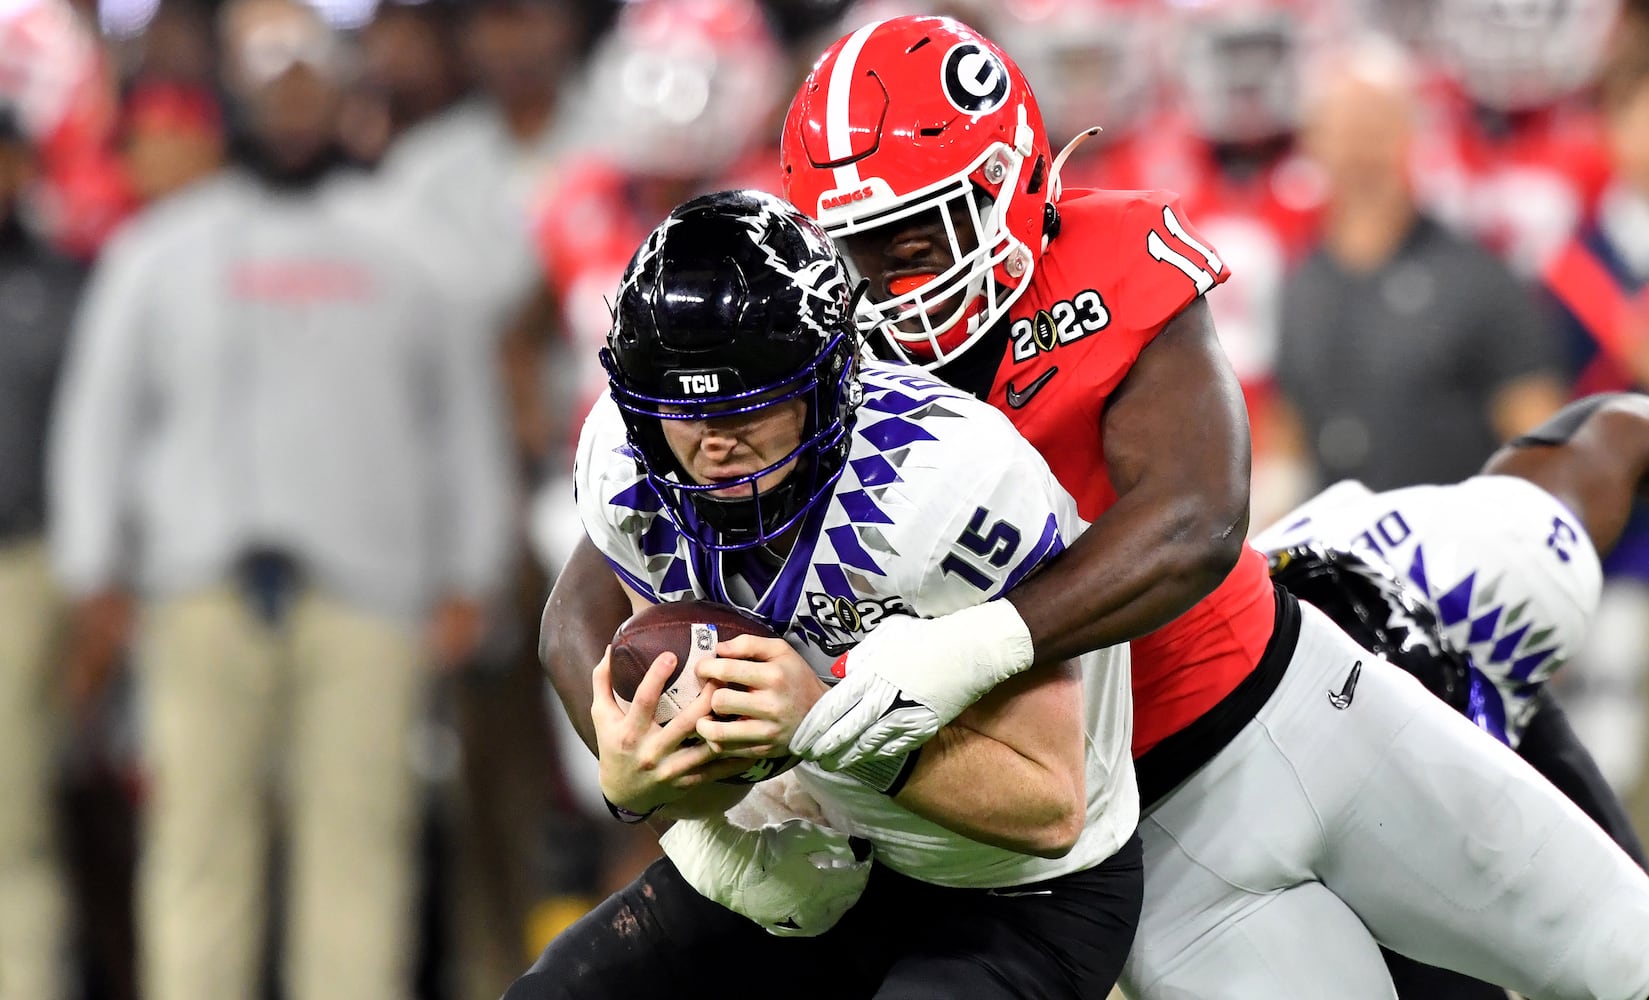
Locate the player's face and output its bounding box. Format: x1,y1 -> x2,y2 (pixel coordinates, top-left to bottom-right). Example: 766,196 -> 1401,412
838,203 -> 982,331
659,397 -> 808,499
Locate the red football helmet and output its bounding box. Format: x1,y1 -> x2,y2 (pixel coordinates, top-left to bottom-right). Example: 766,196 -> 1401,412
781,15 -> 1056,366
582,0 -> 783,180
1429,0 -> 1618,112
1169,0 -> 1315,144
998,0 -> 1164,146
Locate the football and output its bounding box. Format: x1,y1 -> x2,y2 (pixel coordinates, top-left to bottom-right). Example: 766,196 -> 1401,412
609,599 -> 802,784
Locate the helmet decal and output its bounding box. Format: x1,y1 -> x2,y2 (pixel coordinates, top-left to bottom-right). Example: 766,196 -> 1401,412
941,41 -> 1010,115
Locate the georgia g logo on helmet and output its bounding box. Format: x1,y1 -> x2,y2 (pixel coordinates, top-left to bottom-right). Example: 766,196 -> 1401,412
941,41 -> 1009,115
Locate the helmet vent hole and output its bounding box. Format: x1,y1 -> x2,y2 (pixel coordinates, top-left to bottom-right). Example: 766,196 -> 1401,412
906,36 -> 930,54
1026,155 -> 1046,195
919,124 -> 947,137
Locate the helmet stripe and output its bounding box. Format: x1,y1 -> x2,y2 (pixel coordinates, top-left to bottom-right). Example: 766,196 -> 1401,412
825,19 -> 885,191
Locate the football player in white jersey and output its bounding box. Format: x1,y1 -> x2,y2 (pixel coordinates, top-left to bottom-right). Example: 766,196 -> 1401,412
504,190 -> 1141,1000
1255,391 -> 1649,1000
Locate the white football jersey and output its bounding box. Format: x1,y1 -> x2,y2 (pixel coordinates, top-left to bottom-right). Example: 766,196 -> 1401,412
1255,476 -> 1603,747
576,361 -> 1136,888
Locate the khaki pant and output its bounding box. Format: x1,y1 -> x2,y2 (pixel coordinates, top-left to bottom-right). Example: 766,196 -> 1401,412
0,539 -> 68,1000
138,586 -> 425,1000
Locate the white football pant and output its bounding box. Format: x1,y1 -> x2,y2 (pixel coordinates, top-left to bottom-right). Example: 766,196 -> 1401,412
1121,601 -> 1649,1000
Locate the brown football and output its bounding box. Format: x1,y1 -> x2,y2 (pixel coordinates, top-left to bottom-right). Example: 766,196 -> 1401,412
609,599 -> 802,784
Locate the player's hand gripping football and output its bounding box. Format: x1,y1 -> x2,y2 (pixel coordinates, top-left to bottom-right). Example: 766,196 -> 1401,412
692,634 -> 830,758
790,601 -> 1035,770
659,813 -> 873,938
590,647 -> 749,815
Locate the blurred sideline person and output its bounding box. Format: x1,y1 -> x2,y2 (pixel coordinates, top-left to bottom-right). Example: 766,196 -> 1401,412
47,2 -> 513,998
1277,36 -> 1565,493
1414,0 -> 1616,278
0,114 -> 80,1000
371,4 -> 589,988
337,0 -> 464,166
511,189 -> 1142,1000
375,0 -> 584,347
1255,392 -> 1649,999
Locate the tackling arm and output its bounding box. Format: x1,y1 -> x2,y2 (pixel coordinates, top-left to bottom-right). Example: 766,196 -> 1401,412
540,535 -> 629,755
1008,295 -> 1252,665
1481,392 -> 1649,557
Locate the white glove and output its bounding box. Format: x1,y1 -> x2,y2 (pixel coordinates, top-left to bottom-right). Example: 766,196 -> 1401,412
790,601 -> 1034,771
659,814 -> 872,938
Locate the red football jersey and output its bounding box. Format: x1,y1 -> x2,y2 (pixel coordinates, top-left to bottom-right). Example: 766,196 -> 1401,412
984,188 -> 1278,755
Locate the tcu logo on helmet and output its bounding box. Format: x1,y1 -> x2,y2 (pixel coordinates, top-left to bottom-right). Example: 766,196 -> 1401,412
941,41 -> 1009,115
678,373 -> 721,394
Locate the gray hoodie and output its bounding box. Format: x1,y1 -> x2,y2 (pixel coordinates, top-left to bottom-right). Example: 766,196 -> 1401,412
50,170 -> 513,622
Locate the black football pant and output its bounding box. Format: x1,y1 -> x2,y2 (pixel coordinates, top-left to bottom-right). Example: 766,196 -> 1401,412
1384,690 -> 1648,1000
501,832 -> 1142,1000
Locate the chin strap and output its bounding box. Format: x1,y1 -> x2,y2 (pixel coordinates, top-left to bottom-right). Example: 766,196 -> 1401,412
1048,126 -> 1104,207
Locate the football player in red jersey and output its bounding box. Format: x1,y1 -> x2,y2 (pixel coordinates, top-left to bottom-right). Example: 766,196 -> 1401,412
539,14 -> 1649,999
767,15 -> 1649,999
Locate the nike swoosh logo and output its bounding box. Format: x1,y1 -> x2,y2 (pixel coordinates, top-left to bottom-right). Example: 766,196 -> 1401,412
986,889 -> 1054,898
1005,366 -> 1059,409
1329,660 -> 1362,710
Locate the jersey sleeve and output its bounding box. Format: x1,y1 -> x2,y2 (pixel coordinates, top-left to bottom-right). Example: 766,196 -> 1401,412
1057,189 -> 1233,398
1112,189 -> 1232,330
902,408 -> 1085,617
572,394 -> 666,603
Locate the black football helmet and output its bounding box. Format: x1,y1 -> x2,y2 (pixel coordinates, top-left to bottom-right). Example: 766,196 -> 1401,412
1268,544 -> 1473,713
602,189 -> 862,551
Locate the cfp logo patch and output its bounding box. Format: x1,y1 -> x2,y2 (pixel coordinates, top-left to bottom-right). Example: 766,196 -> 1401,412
798,593 -> 910,655
1009,289 -> 1110,362
941,42 -> 1009,115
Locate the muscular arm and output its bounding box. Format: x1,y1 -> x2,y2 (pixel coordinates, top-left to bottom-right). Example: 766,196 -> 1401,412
1482,393 -> 1649,557
1008,296 -> 1252,665
540,535 -> 630,755
893,659 -> 1086,858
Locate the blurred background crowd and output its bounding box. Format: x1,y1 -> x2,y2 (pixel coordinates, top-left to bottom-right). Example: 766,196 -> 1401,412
3,0 -> 1649,997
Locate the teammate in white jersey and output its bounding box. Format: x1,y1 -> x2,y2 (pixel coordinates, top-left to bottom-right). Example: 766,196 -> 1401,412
504,190 -> 1140,1000
1256,392 -> 1649,1000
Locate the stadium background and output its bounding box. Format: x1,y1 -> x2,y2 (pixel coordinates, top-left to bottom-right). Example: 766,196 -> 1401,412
3,0 -> 1648,997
